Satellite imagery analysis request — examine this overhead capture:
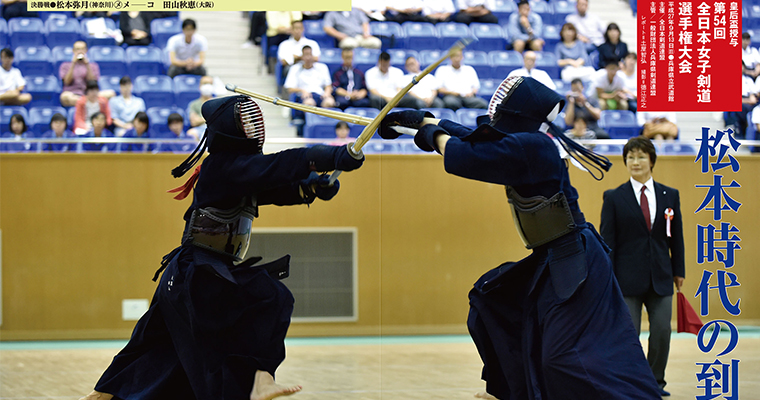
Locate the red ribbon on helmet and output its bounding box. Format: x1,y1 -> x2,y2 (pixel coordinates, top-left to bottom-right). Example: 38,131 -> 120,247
167,165 -> 201,200
664,208 -> 674,237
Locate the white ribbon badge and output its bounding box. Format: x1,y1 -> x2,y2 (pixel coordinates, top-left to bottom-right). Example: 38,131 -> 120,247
664,208 -> 674,237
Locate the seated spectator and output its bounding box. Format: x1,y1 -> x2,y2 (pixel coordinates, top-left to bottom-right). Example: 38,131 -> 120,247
565,0 -> 606,53
1,113 -> 33,152
594,59 -> 630,111
742,32 -> 760,79
284,45 -> 335,132
329,121 -> 353,146
507,0 -> 544,52
266,12 -> 302,51
365,51 -> 405,109
507,51 -> 556,90
323,9 -> 382,49
278,20 -> 321,83
638,112 -> 678,141
120,11 -> 153,46
617,52 -> 637,111
74,81 -> 113,135
60,41 -> 114,108
109,76 -> 147,137
120,111 -> 151,152
243,11 -> 267,48
396,56 -> 444,109
725,63 -> 758,139
0,48 -> 32,106
161,112 -> 197,152
42,113 -> 75,152
384,0 -> 427,23
434,48 -> 487,110
186,75 -> 214,140
1,0 -> 37,19
597,23 -> 628,68
455,0 -> 499,25
353,0 -> 388,21
564,78 -> 608,138
564,116 -> 597,149
82,112 -> 115,152
555,23 -> 596,83
332,48 -> 370,110
423,0 -> 456,23
167,19 -> 208,78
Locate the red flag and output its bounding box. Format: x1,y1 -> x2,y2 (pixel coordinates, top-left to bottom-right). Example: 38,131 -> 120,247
677,292 -> 704,335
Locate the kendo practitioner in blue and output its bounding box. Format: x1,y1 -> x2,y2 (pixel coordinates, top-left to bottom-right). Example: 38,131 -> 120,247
378,76 -> 661,399
80,95 -> 364,400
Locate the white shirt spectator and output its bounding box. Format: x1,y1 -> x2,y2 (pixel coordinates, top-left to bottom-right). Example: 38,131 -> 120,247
743,45 -> 760,70
423,0 -> 456,15
166,33 -> 208,62
400,73 -> 440,99
565,13 -> 606,47
365,65 -> 405,98
0,65 -> 26,94
435,64 -> 481,96
617,68 -> 636,94
387,0 -> 424,9
592,69 -> 625,95
353,0 -> 387,13
277,37 -> 321,66
743,74 -> 757,96
507,67 -> 557,90
284,62 -> 333,94
457,0 -> 496,9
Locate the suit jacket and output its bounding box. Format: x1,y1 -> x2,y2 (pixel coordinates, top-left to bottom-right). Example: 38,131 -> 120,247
600,180 -> 685,297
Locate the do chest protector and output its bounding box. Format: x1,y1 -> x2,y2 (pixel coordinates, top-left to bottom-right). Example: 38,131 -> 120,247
506,187 -> 577,249
184,197 -> 259,261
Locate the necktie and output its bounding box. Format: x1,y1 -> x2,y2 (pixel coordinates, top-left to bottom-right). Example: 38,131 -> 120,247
640,186 -> 651,232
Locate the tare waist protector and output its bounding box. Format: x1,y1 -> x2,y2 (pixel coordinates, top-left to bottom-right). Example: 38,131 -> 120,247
185,198 -> 258,260
506,186 -> 576,249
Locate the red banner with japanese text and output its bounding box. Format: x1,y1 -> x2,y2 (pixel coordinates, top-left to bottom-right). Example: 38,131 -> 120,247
638,0 -> 742,111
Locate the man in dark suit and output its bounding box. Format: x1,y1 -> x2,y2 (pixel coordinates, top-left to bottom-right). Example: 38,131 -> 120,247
600,136 -> 685,397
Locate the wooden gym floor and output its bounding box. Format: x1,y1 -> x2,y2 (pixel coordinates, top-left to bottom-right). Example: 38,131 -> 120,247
1,334 -> 758,399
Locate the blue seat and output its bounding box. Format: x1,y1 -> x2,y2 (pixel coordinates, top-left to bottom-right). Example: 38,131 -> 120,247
489,50 -> 523,78
134,75 -> 175,109
551,0 -> 575,24
353,48 -> 382,72
150,18 -> 182,49
126,46 -> 163,77
552,79 -> 566,95
534,51 -> 560,79
478,79 -> 498,101
88,45 -> 126,77
492,0 -> 517,21
8,18 -> 45,49
529,1 -> 554,26
748,5 -> 760,29
146,107 -> 187,137
304,111 -> 341,139
402,22 -> 438,49
319,47 -> 343,75
45,17 -> 81,48
592,144 -> 624,155
13,46 -> 53,76
387,49 -> 419,69
52,45 -> 73,75
345,107 -> 380,138
25,75 -> 62,107
456,108 -> 484,128
599,110 -> 639,139
470,23 -> 506,52
370,21 -> 405,49
173,74 -> 202,110
748,29 -> 760,47
660,143 -> 696,154
437,22 -> 472,49
80,18 -> 117,47
0,107 -> 29,134
98,75 -> 123,95
462,50 -> 492,79
422,108 -> 458,122
37,12 -> 75,22
0,19 -> 7,48
28,106 -> 67,136
302,20 -> 334,50
419,49 -> 444,68
67,107 -> 76,127
542,24 -> 561,50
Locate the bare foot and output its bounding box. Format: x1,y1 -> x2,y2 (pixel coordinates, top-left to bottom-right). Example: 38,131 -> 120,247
79,391 -> 113,400
475,391 -> 498,399
250,370 -> 302,400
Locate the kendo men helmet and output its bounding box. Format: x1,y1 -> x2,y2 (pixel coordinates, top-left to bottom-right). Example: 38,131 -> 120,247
487,76 -> 565,134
